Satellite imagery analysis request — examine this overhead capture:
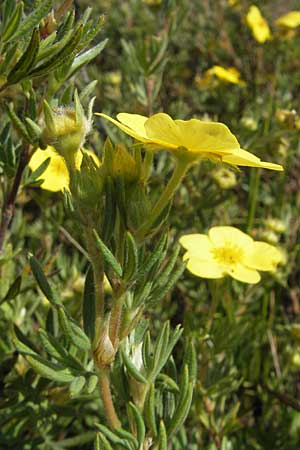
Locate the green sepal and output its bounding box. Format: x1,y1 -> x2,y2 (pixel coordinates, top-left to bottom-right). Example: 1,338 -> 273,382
82,265 -> 96,344
121,348 -> 147,384
144,383 -> 158,437
128,402 -> 145,448
25,117 -> 42,141
7,28 -> 40,84
69,375 -> 86,397
93,229 -> 123,278
28,253 -> 62,306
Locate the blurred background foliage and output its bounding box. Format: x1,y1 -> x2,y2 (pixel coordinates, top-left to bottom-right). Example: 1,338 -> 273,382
1,0 -> 300,449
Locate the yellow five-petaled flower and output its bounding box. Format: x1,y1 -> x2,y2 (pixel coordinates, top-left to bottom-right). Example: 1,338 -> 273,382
97,112 -> 283,171
179,226 -> 284,284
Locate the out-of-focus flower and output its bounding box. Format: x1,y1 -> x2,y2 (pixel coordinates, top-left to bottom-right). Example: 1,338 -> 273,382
105,71 -> 122,85
264,218 -> 286,234
227,0 -> 238,6
246,5 -> 271,43
275,11 -> 300,29
97,112 -> 283,171
259,229 -> 279,245
211,167 -> 237,189
29,146 -> 100,192
143,0 -> 162,4
179,226 -> 284,284
199,65 -> 246,86
241,116 -> 258,131
276,109 -> 300,129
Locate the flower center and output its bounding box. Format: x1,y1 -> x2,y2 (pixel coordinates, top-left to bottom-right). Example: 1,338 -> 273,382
212,244 -> 243,266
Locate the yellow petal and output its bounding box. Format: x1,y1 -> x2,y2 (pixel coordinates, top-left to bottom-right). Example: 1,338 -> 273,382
96,113 -> 150,142
243,241 -> 284,271
179,234 -> 214,257
222,148 -> 283,171
145,113 -> 240,154
209,226 -> 253,249
228,263 -> 261,284
81,149 -> 101,167
276,11 -> 300,28
117,113 -> 148,139
184,254 -> 225,279
29,146 -> 69,192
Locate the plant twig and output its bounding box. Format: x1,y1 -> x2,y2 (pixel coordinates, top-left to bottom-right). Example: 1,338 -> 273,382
98,368 -> 121,429
0,143 -> 30,254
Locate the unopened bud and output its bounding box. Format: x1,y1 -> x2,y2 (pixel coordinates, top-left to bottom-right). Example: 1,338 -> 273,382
212,167 -> 237,189
40,93 -> 91,161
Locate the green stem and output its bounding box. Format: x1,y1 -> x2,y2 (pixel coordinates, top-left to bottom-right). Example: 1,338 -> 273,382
109,292 -> 125,349
136,157 -> 191,240
85,228 -> 104,320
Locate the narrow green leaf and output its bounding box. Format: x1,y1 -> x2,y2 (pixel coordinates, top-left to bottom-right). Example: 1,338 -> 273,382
29,24 -> 83,78
86,374 -> 98,394
157,374 -> 180,393
26,354 -> 75,383
157,420 -> 167,450
95,424 -> 132,450
66,39 -> 108,79
136,234 -> 167,281
167,383 -> 193,437
183,341 -> 197,384
58,307 -> 91,351
7,104 -> 31,142
0,275 -> 22,305
25,117 -> 42,141
152,325 -> 183,379
142,331 -> 152,371
28,253 -> 62,305
93,229 -> 123,277
10,0 -> 52,40
7,28 -> 40,84
145,384 -> 158,437
133,281 -> 153,308
2,1 -> 23,42
96,433 -> 113,450
70,375 -> 86,397
82,265 -> 96,343
123,232 -> 139,282
121,349 -> 147,384
113,428 -> 138,448
147,263 -> 185,307
128,402 -> 145,447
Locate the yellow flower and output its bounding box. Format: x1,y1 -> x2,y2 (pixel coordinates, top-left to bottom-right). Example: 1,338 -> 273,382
179,226 -> 283,284
204,65 -> 246,86
275,11 -> 300,28
246,5 -> 271,43
28,146 -> 100,192
96,112 -> 283,171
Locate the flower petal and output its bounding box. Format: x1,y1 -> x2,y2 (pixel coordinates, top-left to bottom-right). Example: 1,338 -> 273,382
276,11 -> 300,29
222,148 -> 283,171
228,264 -> 261,284
208,226 -> 253,249
116,113 -> 148,139
243,241 -> 284,271
96,113 -> 150,142
145,113 -> 240,154
179,234 -> 214,257
29,146 -> 69,192
184,253 -> 225,279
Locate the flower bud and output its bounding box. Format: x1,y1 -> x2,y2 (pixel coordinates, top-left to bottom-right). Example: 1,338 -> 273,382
211,167 -> 237,189
94,318 -> 116,368
40,93 -> 91,162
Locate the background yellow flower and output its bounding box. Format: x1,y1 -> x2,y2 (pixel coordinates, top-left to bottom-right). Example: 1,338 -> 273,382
180,226 -> 283,284
275,11 -> 300,29
246,5 -> 271,43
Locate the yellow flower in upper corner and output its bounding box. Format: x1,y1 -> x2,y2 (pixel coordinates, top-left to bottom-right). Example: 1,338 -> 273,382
28,146 -> 100,192
179,226 -> 284,284
246,5 -> 271,43
275,11 -> 300,29
96,112 -> 283,171
204,65 -> 246,86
